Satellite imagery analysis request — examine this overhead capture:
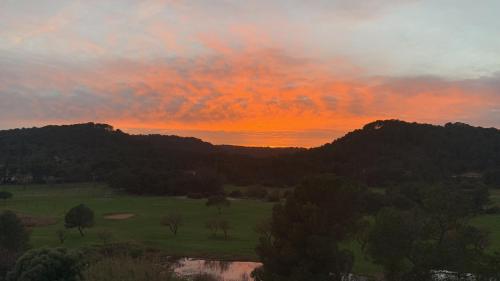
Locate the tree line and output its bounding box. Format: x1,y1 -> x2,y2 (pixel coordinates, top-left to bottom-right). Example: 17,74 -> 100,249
252,174 -> 500,281
0,120 -> 499,196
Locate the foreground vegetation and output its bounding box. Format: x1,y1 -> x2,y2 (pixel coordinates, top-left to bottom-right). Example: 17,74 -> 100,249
2,181 -> 500,278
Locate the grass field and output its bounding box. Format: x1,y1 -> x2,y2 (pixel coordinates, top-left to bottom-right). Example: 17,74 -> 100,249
1,183 -> 500,276
0,183 -> 272,261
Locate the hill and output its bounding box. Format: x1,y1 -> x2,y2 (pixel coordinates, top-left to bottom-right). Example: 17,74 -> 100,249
309,120 -> 500,186
0,120 -> 499,192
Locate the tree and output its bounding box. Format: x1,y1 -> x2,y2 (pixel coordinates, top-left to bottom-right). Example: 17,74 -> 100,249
161,212 -> 183,236
205,219 -> 219,237
0,211 -> 30,252
206,196 -> 230,214
0,211 -> 30,280
254,219 -> 272,243
0,249 -> 18,281
0,191 -> 12,201
367,208 -> 421,281
6,248 -> 83,281
218,220 -> 230,240
253,175 -> 363,281
97,230 -> 113,245
64,204 -> 94,236
56,229 -> 66,244
366,183 -> 494,280
266,190 -> 281,202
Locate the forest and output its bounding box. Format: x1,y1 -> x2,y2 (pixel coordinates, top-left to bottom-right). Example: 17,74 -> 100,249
0,120 -> 499,194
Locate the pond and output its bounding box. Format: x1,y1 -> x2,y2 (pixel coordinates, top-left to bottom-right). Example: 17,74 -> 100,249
174,258 -> 261,281
173,259 -> 373,281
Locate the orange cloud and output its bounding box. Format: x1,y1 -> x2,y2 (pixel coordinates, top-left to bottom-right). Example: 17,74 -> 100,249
0,49 -> 498,147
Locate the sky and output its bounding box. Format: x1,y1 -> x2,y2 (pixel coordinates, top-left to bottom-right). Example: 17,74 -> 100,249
0,0 -> 499,147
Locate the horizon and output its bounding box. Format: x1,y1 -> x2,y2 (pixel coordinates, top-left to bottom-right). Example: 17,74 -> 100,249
1,1 -> 499,147
1,118 -> 498,148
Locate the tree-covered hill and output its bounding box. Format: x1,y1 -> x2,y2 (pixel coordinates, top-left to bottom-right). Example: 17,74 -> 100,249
0,120 -> 499,192
0,123 -> 215,183
308,120 -> 500,186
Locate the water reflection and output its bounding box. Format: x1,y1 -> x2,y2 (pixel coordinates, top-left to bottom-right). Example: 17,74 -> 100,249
174,258 -> 260,281
203,260 -> 231,273
173,259 -> 374,281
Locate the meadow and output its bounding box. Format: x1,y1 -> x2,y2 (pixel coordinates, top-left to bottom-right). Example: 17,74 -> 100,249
1,183 -> 500,275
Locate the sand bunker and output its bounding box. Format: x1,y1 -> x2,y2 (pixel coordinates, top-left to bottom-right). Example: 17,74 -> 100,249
103,213 -> 135,220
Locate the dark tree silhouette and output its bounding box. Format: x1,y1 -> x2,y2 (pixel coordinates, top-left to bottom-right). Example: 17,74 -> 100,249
206,196 -> 230,214
0,191 -> 12,200
253,175 -> 363,281
64,204 -> 94,236
161,212 -> 183,236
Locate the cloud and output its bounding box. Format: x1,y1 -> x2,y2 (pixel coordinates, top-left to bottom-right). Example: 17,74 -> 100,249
0,47 -> 499,146
0,0 -> 499,146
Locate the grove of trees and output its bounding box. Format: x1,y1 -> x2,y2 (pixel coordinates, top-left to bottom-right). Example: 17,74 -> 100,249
253,175 -> 363,281
253,175 -> 500,281
1,120 -> 499,195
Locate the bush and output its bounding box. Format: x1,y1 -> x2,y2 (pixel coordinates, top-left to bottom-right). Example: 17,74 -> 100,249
266,190 -> 281,202
7,248 -> 83,281
228,190 -> 243,198
0,191 -> 12,200
187,193 -> 205,199
485,206 -> 500,215
56,229 -> 67,244
245,186 -> 268,199
206,196 -> 230,214
282,190 -> 292,199
161,212 -> 183,236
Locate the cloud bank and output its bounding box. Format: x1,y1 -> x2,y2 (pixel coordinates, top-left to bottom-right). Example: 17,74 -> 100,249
0,0 -> 499,146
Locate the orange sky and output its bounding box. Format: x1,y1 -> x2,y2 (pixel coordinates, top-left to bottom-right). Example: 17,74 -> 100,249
0,1 -> 499,147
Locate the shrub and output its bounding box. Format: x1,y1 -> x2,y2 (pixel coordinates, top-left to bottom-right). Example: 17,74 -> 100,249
218,220 -> 231,240
56,229 -> 67,244
0,191 -> 12,200
282,190 -> 292,199
7,248 -> 83,281
228,190 -> 243,198
205,219 -> 219,237
266,190 -> 281,202
206,196 -> 230,214
161,212 -> 183,236
187,193 -> 205,199
485,206 -> 500,215
245,186 -> 268,199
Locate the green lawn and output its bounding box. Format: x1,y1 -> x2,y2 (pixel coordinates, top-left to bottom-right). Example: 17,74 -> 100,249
2,183 -> 500,276
0,183 -> 272,260
473,189 -> 500,252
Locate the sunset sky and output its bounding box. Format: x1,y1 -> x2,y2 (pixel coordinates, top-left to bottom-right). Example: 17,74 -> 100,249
1,0 -> 499,147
